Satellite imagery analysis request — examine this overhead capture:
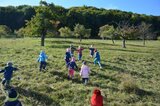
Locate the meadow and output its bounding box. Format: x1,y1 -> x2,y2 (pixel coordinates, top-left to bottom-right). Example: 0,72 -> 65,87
0,38 -> 160,106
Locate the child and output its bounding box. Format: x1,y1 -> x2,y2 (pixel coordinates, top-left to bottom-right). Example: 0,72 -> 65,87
77,46 -> 84,61
90,88 -> 103,106
70,44 -> 76,56
64,48 -> 71,66
4,88 -> 22,106
37,50 -> 48,71
89,45 -> 95,57
67,57 -> 78,79
94,49 -> 102,69
0,62 -> 18,88
79,61 -> 90,85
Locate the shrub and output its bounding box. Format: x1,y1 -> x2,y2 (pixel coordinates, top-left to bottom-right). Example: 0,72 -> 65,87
119,74 -> 139,93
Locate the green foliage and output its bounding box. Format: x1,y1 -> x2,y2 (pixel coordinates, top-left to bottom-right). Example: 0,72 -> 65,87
98,25 -> 115,39
0,25 -> 12,38
74,24 -> 91,41
1,5 -> 160,39
58,27 -> 72,38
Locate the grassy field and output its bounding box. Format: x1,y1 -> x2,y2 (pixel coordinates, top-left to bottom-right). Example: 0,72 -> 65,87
0,38 -> 160,106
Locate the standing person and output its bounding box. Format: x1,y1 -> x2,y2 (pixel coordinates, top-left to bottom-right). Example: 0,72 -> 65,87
89,45 -> 95,58
0,62 -> 18,88
94,49 -> 102,69
4,88 -> 22,106
79,61 -> 90,85
70,44 -> 76,56
77,46 -> 84,61
64,48 -> 71,67
67,57 -> 78,79
37,50 -> 48,71
91,88 -> 103,106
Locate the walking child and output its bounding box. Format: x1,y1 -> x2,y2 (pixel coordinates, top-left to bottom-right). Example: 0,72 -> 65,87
70,44 -> 76,56
90,88 -> 103,106
4,88 -> 22,106
77,46 -> 84,61
94,49 -> 102,69
67,57 -> 78,79
64,48 -> 71,66
37,50 -> 48,71
89,45 -> 95,57
80,61 -> 90,85
0,62 -> 18,88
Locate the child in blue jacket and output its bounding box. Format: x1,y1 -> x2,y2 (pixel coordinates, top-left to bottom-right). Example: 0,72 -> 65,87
67,57 -> 78,79
64,48 -> 71,66
0,62 -> 18,88
37,50 -> 48,71
94,49 -> 102,69
4,88 -> 22,106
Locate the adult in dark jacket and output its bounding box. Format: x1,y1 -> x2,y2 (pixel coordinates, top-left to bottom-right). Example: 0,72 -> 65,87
0,62 -> 18,87
4,88 -> 22,106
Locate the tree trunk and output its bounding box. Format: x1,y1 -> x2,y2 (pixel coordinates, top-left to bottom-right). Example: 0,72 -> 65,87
41,29 -> 46,46
80,36 -> 82,42
143,35 -> 145,46
111,38 -> 115,44
122,38 -> 126,48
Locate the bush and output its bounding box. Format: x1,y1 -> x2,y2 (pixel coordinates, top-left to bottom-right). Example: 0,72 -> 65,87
119,74 -> 139,93
0,25 -> 12,38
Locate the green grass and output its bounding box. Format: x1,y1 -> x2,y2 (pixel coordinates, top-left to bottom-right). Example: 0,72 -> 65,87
0,38 -> 160,106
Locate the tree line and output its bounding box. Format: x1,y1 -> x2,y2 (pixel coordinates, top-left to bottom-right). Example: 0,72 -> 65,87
0,2 -> 160,44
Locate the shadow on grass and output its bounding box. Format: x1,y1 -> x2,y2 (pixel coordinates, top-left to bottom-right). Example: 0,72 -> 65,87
15,87 -> 60,106
50,71 -> 67,81
135,88 -> 157,97
91,71 -> 118,83
102,63 -> 127,73
47,40 -> 91,46
108,48 -> 150,54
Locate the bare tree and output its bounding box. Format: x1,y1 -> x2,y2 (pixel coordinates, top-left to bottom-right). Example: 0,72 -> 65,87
137,22 -> 152,46
115,21 -> 136,48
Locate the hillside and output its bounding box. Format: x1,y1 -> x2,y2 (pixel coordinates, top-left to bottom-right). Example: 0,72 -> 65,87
0,38 -> 160,105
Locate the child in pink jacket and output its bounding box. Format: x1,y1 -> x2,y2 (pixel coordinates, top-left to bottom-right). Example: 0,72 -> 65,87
80,61 -> 90,85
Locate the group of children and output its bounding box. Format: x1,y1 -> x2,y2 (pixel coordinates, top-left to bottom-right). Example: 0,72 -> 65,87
0,44 -> 103,106
64,44 -> 102,85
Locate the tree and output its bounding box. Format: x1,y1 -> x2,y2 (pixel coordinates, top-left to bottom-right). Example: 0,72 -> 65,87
98,25 -> 116,44
137,22 -> 152,46
24,2 -> 59,46
59,27 -> 72,39
115,21 -> 136,48
84,29 -> 91,39
74,24 -> 91,42
0,25 -> 12,38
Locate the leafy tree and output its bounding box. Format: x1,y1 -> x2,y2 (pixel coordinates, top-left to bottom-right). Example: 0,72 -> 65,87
99,25 -> 116,44
84,29 -> 91,39
74,24 -> 86,42
24,2 -> 59,46
0,25 -> 12,38
59,27 -> 72,39
137,22 -> 152,46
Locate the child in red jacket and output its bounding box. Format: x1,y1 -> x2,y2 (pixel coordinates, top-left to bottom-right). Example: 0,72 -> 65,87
77,46 -> 84,61
91,88 -> 103,106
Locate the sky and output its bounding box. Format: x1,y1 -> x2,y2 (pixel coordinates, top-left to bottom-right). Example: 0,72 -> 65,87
0,0 -> 160,16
